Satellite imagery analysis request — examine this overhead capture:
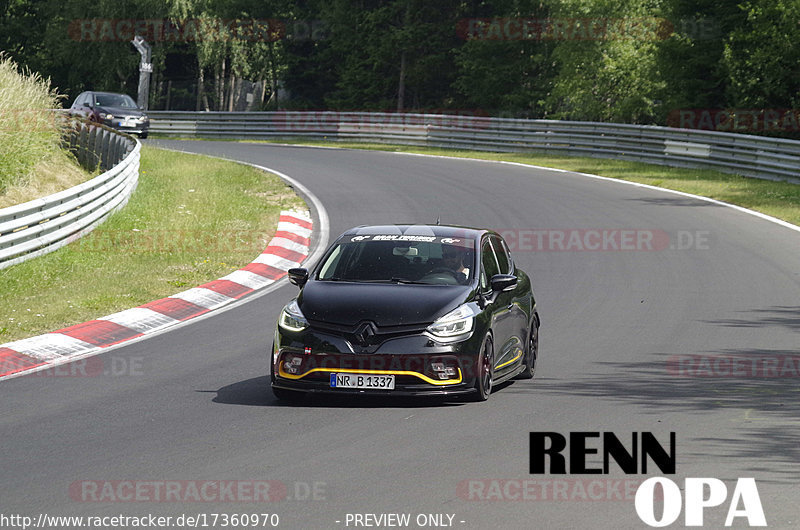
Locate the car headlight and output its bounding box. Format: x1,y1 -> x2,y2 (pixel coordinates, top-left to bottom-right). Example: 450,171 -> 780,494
279,299 -> 308,332
100,113 -> 114,120
426,304 -> 478,342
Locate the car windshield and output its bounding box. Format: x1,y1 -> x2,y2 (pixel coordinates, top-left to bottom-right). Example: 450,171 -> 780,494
317,235 -> 475,285
94,94 -> 138,108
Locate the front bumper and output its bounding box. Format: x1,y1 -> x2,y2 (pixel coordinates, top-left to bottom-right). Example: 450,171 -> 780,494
101,118 -> 149,135
272,350 -> 479,396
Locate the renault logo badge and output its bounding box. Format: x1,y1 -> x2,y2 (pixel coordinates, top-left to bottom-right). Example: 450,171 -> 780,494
353,321 -> 378,346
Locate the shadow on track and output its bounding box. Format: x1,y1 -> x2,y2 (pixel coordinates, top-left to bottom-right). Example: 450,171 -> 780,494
701,306 -> 800,331
200,376 -> 516,409
506,352 -> 800,483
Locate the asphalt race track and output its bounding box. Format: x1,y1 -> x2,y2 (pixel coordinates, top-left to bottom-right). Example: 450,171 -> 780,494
2,141 -> 799,528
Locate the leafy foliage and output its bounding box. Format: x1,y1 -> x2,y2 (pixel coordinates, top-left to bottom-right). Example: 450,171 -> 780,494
1,0 -> 797,133
723,0 -> 800,109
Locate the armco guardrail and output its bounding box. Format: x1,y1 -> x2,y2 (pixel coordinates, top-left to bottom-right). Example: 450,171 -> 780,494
149,111 -> 800,184
0,120 -> 140,269
63,119 -> 137,173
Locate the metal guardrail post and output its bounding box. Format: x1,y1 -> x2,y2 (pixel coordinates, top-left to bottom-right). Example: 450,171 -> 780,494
78,123 -> 89,168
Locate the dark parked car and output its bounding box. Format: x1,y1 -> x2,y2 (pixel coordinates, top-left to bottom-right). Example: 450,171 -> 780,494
69,91 -> 149,138
271,224 -> 540,401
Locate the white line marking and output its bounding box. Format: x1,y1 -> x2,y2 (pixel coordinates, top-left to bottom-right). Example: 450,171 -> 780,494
2,334 -> 95,361
170,288 -> 236,310
385,149 -> 800,234
101,308 -> 180,334
222,270 -> 276,289
254,253 -> 304,270
267,236 -> 311,254
277,221 -> 312,238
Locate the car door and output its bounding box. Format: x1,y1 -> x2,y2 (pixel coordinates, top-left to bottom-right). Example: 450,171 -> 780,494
71,93 -> 88,118
80,92 -> 96,120
480,236 -> 520,378
490,234 -> 529,369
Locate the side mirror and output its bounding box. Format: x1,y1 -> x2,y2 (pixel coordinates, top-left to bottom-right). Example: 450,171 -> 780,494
288,267 -> 309,288
490,274 -> 517,292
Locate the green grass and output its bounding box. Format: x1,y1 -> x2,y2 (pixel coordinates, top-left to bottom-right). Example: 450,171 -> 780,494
0,54 -> 88,198
0,146 -> 304,343
246,139 -> 800,227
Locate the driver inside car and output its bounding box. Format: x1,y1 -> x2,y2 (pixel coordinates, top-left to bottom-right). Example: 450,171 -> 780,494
440,244 -> 471,284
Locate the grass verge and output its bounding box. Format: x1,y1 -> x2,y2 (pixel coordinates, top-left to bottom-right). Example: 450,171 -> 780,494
0,145 -> 304,343
244,139 -> 800,227
0,53 -> 91,204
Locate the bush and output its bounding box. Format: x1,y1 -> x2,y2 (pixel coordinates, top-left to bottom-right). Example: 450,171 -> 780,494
0,54 -> 66,194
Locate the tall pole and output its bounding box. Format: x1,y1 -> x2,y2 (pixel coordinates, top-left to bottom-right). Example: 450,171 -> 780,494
131,36 -> 152,110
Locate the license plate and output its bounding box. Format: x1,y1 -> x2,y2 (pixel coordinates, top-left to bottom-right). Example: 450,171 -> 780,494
330,373 -> 395,390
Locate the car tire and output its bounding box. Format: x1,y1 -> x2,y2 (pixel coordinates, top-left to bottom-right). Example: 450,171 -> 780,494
471,335 -> 494,401
269,342 -> 278,384
515,316 -> 539,380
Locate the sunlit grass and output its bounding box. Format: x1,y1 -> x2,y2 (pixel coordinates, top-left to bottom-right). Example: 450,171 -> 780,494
0,53 -> 89,204
0,146 -> 304,342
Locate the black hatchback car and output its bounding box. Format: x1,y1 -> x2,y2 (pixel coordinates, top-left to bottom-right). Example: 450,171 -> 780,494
271,224 -> 539,401
69,91 -> 150,138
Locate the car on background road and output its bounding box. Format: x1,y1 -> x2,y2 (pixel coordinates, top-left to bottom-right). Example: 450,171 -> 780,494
270,224 -> 539,401
68,91 -> 149,138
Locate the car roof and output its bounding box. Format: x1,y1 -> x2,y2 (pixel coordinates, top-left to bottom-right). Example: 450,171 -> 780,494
82,91 -> 131,96
341,225 -> 488,240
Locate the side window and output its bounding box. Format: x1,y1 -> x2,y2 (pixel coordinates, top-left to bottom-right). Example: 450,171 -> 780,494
72,94 -> 85,108
481,239 -> 500,291
502,237 -> 514,272
490,236 -> 511,274
318,245 -> 342,279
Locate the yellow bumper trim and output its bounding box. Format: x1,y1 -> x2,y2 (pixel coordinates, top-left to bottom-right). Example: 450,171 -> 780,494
279,365 -> 463,386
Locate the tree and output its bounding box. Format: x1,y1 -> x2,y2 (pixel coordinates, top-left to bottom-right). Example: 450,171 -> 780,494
723,0 -> 800,109
544,0 -> 667,123
39,0 -> 169,103
655,0 -> 743,114
302,0 -> 463,111
452,0 -> 557,117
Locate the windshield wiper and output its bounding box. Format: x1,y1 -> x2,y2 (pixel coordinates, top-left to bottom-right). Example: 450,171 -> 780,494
345,278 -> 427,284
390,277 -> 428,284
334,277 -> 430,284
